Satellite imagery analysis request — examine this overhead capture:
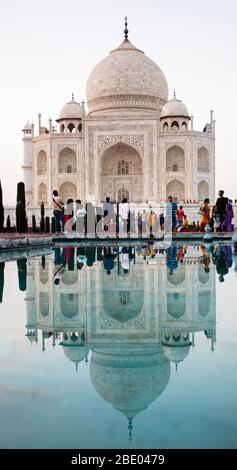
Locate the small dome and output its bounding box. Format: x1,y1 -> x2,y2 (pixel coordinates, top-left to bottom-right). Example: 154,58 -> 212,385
22,120 -> 32,132
57,98 -> 82,121
160,94 -> 189,119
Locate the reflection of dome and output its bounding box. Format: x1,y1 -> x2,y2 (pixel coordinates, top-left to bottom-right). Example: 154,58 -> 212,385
162,332 -> 192,364
163,345 -> 190,363
57,99 -> 82,121
86,34 -> 168,115
90,345 -> 170,420
161,96 -> 189,118
62,345 -> 86,366
60,333 -> 87,369
26,331 -> 37,344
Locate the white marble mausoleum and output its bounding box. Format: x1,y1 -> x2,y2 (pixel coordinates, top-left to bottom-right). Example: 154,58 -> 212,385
22,19 -> 215,207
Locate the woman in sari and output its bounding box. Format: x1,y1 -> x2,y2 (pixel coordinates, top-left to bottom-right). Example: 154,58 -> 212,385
226,199 -> 234,232
199,198 -> 210,231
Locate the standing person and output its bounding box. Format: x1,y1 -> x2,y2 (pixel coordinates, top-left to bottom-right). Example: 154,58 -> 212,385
159,213 -> 164,231
137,212 -> 142,236
75,199 -> 86,236
52,190 -> 65,234
226,199 -> 234,232
215,190 -> 228,232
141,209 -> 147,235
176,205 -> 185,228
103,196 -> 114,231
120,198 -> 130,234
199,198 -> 210,231
167,196 -> 177,231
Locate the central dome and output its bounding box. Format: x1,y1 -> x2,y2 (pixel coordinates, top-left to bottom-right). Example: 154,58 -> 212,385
86,37 -> 168,116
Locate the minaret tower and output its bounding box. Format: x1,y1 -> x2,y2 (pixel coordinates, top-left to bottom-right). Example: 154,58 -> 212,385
22,120 -> 33,206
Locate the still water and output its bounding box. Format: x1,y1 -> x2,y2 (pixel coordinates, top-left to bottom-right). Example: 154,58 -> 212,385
0,243 -> 237,449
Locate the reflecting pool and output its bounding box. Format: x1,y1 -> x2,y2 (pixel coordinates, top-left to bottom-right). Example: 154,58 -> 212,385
0,243 -> 237,449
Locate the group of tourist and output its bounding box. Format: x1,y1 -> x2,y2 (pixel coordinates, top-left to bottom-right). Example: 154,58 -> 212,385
168,190 -> 234,233
52,189 -> 235,235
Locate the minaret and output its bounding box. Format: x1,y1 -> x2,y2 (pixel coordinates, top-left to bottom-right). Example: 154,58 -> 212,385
22,120 -> 33,206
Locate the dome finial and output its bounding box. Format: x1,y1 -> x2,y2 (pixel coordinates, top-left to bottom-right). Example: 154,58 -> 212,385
174,90 -> 176,99
124,15 -> 129,41
72,92 -> 74,101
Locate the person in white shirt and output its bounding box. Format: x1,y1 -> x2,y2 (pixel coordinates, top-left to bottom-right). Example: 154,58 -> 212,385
120,198 -> 130,234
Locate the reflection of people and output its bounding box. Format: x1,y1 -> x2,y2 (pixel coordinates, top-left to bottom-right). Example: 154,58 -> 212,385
199,245 -> 211,273
54,247 -> 66,265
166,246 -> 177,275
212,245 -> 229,282
103,247 -> 115,274
76,246 -> 87,269
53,247 -> 66,284
120,247 -> 133,273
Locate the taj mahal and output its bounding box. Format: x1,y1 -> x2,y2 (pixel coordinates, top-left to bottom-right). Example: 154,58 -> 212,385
22,18 -> 215,207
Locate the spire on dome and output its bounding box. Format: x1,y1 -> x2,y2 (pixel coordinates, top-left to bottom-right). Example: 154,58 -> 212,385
124,15 -> 129,41
72,92 -> 74,101
174,90 -> 176,99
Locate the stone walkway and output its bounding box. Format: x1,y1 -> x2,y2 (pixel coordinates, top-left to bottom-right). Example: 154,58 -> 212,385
0,231 -> 234,252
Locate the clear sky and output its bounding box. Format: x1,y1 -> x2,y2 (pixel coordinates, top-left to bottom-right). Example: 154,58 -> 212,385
0,0 -> 236,204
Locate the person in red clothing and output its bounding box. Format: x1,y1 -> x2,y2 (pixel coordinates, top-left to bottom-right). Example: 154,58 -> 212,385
176,205 -> 185,228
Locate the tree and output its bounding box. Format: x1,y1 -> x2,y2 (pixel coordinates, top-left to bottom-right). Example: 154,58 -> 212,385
40,202 -> 45,232
32,215 -> 37,233
0,180 -> 4,232
45,217 -> 50,233
6,215 -> 11,231
16,182 -> 27,233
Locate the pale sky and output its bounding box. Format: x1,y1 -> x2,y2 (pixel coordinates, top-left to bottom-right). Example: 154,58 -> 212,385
0,0 -> 236,204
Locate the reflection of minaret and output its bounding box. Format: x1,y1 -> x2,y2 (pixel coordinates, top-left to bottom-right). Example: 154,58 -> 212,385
25,260 -> 37,344
60,332 -> 87,370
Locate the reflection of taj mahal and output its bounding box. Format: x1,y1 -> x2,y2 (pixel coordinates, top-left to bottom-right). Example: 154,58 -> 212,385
25,246 -> 216,437
22,19 -> 215,206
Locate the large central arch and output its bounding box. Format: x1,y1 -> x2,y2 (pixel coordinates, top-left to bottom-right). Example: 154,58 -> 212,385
101,142 -> 143,202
